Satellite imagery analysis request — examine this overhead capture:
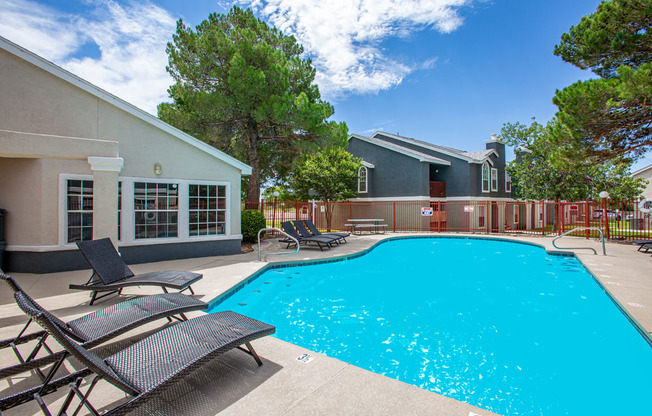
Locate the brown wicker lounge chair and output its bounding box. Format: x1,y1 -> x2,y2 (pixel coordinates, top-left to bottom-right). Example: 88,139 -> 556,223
71,238 -> 202,305
12,291 -> 275,416
0,273 -> 207,412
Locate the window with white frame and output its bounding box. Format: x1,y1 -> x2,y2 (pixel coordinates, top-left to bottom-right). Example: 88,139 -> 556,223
189,184 -> 227,236
134,182 -> 179,239
491,168 -> 498,192
478,205 -> 486,228
514,205 -> 519,224
482,163 -> 490,192
358,166 -> 368,193
505,172 -> 511,193
66,179 -> 93,243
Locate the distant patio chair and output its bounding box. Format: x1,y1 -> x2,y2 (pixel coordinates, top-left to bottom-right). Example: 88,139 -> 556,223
303,220 -> 349,243
70,238 -> 202,305
280,221 -> 336,251
12,291 -> 275,416
631,239 -> 652,252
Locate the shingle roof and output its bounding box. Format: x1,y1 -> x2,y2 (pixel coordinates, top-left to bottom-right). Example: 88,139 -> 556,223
371,131 -> 497,163
350,134 -> 451,165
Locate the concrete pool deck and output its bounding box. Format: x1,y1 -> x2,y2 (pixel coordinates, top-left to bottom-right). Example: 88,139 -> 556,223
1,233 -> 650,415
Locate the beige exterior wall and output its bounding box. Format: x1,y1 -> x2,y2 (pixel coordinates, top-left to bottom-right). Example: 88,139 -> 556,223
0,43 -> 244,254
633,166 -> 652,200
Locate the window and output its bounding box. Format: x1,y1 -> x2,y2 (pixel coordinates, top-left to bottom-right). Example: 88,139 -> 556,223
514,205 -> 519,224
482,162 -> 490,193
505,172 -> 511,193
134,182 -> 178,239
66,179 -> 93,243
478,205 -> 486,228
189,184 -> 226,236
358,166 -> 368,193
491,168 -> 498,192
117,182 -> 122,240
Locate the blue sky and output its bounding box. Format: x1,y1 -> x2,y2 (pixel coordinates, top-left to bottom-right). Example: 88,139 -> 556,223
1,0 -> 649,170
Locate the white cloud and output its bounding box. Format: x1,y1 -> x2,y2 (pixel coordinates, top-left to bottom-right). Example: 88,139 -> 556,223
241,0 -> 469,98
0,0 -> 176,115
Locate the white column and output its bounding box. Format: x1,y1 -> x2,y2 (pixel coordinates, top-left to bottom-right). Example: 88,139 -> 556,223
88,156 -> 124,245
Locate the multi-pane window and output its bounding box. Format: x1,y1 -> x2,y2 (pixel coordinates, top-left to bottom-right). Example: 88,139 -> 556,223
66,180 -> 93,243
117,182 -> 122,240
482,163 -> 490,192
189,184 -> 226,236
134,182 -> 178,239
505,172 -> 512,193
358,166 -> 368,193
491,168 -> 498,191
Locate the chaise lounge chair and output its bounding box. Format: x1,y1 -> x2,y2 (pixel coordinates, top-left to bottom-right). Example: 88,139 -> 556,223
12,291 -> 275,416
0,273 -> 208,411
280,221 -> 337,251
292,220 -> 343,245
71,238 -> 203,305
303,219 -> 350,243
631,239 -> 652,252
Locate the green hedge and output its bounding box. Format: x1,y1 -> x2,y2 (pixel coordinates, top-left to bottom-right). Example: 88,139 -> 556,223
241,210 -> 266,243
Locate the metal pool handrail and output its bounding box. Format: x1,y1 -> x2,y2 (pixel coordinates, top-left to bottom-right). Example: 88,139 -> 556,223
552,227 -> 606,255
257,227 -> 299,262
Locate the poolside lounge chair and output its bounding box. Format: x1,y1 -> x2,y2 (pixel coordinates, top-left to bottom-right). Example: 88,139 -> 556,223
0,274 -> 207,411
12,291 -> 275,416
71,238 -> 203,305
292,220 -> 344,245
303,219 -> 350,243
280,221 -> 336,251
631,239 -> 652,252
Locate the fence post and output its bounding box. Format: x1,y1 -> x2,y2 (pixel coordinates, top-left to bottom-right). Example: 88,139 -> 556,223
585,198 -> 590,239
486,201 -> 490,234
437,200 -> 441,233
295,199 -> 299,221
556,200 -> 561,236
541,201 -> 545,236
603,197 -> 610,240
393,201 -> 396,233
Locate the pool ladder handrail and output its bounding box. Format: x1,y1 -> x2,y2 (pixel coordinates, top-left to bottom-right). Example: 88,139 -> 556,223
552,227 -> 606,255
257,227 -> 299,262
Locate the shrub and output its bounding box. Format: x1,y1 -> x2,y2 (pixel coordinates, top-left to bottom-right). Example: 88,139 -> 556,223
241,209 -> 266,243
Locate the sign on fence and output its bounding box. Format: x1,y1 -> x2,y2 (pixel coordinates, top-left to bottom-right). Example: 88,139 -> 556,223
464,205 -> 474,212
421,207 -> 433,216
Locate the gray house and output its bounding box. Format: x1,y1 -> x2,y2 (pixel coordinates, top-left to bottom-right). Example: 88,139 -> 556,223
347,132 -> 512,201
346,132 -> 519,231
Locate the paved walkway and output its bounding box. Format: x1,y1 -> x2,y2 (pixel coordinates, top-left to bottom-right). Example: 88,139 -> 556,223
1,233 -> 650,415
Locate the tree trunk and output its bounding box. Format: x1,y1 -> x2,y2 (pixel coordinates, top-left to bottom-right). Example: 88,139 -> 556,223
245,128 -> 260,206
325,201 -> 333,231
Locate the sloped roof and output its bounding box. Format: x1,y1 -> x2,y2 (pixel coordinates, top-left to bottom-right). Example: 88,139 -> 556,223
0,36 -> 252,175
350,134 -> 451,165
371,131 -> 498,163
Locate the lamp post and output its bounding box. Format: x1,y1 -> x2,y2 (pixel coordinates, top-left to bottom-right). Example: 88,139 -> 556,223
272,191 -> 280,230
599,191 -> 610,239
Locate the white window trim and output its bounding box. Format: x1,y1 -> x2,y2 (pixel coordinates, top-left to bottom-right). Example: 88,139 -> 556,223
513,206 -> 519,224
505,173 -> 511,193
481,162 -> 490,193
59,175 -> 233,249
59,174 -> 93,248
358,166 -> 368,194
478,205 -> 486,228
491,168 -> 498,192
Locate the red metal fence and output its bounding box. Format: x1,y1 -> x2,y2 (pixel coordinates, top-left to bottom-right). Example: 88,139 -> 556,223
243,199 -> 651,241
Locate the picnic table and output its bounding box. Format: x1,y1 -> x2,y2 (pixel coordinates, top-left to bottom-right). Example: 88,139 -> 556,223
345,219 -> 388,235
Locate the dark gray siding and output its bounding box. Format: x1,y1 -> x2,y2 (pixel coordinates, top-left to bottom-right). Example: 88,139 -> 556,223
429,160 -> 472,197
348,138 -> 429,198
4,239 -> 241,274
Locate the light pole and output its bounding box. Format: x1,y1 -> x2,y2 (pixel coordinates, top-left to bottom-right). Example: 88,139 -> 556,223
272,191 -> 280,230
599,191 -> 610,239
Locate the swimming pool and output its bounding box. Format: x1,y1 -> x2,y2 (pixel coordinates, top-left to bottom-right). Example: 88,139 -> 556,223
208,237 -> 652,415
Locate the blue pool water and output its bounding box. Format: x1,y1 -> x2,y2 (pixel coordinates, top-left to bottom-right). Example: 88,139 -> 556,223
208,237 -> 652,415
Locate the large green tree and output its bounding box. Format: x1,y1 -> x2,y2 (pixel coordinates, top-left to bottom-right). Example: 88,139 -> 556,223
502,119 -> 645,202
291,148 -> 361,230
158,6 -> 347,203
551,0 -> 652,163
